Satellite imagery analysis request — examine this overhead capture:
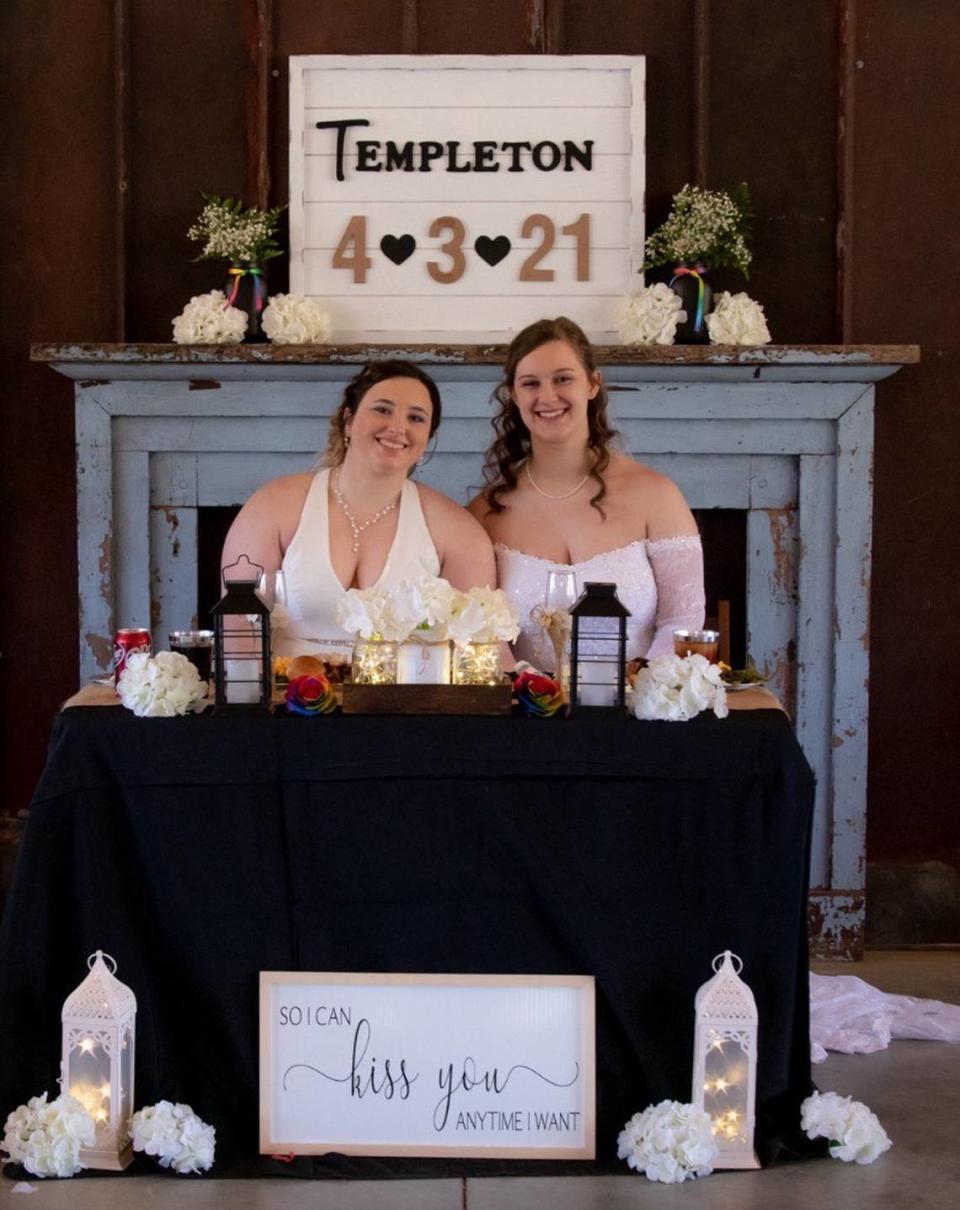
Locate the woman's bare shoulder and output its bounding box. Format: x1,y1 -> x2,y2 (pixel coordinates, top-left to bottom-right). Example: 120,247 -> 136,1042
418,481 -> 488,535
243,471 -> 315,515
613,455 -> 698,536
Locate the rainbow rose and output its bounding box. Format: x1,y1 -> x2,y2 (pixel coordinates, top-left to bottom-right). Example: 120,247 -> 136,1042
285,673 -> 336,716
514,670 -> 565,718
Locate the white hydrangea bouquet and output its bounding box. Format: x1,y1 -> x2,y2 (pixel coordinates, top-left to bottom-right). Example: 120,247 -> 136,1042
633,653 -> 729,722
117,650 -> 207,718
336,577 -> 518,647
1,1093 -> 95,1179
129,1100 -> 215,1174
336,576 -> 454,642
617,1100 -> 718,1183
706,291 -> 771,345
800,1090 -> 891,1164
446,586 -> 520,645
172,290 -> 247,344
620,283 -> 686,346
261,293 -> 332,344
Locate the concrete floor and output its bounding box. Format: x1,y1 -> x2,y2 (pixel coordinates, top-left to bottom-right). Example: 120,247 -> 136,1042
5,952 -> 959,1209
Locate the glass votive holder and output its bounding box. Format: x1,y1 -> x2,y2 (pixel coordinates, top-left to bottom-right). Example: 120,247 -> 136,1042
673,629 -> 720,663
351,639 -> 398,685
168,630 -> 214,683
452,642 -> 502,686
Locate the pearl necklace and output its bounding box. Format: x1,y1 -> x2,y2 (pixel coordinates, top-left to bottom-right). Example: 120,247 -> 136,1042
525,461 -> 591,501
333,470 -> 399,554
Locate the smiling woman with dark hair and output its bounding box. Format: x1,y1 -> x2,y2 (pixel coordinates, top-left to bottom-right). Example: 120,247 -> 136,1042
469,317 -> 705,668
222,360 -> 494,658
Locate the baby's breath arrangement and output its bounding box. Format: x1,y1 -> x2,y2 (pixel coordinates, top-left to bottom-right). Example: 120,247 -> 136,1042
643,184 -> 752,276
187,194 -> 285,265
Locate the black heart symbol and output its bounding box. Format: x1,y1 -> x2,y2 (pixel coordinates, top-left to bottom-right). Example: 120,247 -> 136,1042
380,234 -> 416,265
475,235 -> 511,267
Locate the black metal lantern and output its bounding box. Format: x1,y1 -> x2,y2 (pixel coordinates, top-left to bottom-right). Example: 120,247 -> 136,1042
568,581 -> 630,715
211,555 -> 272,714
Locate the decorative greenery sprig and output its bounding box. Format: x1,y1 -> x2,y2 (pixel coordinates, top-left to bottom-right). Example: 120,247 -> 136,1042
643,183 -> 752,276
187,194 -> 285,265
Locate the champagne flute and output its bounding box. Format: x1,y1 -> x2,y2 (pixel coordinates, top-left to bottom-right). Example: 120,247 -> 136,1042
256,570 -> 288,612
544,569 -> 577,613
543,569 -> 577,688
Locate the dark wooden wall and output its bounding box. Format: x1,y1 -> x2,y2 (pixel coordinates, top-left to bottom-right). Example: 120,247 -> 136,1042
1,2 -> 956,868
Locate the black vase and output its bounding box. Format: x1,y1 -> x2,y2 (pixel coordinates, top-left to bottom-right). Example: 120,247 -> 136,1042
669,263 -> 712,344
224,263 -> 268,342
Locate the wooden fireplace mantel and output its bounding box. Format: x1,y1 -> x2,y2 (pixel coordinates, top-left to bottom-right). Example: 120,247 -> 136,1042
36,341 -> 919,957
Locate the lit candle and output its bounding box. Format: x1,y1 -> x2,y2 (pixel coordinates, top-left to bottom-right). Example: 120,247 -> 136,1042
224,658 -> 260,704
576,656 -> 618,707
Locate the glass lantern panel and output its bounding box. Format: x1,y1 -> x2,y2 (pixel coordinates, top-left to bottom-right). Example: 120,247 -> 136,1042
68,1037 -> 112,1133
575,654 -> 620,707
120,1027 -> 133,1128
703,1032 -> 749,1145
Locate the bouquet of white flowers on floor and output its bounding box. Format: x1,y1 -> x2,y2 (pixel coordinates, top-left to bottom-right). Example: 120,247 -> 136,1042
1,1093 -> 95,1178
800,1090 -> 891,1164
617,1100 -> 718,1183
129,1100 -> 216,1174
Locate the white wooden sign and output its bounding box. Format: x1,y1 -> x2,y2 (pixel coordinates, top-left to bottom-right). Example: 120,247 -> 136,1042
289,54 -> 645,343
259,972 -> 595,1158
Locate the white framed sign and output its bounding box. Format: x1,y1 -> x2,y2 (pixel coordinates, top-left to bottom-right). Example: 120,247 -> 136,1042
259,972 -> 595,1158
289,54 -> 645,343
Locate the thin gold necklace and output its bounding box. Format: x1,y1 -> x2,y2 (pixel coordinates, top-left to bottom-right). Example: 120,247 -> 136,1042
333,470 -> 400,554
525,461 -> 591,501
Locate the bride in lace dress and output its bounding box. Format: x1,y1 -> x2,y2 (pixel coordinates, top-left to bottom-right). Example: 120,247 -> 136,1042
469,317 -> 705,669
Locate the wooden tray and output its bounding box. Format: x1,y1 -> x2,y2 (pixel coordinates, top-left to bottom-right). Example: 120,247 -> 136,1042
341,683 -> 512,716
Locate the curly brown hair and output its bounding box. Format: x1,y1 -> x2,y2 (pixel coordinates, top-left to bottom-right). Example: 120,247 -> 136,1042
479,316 -> 618,515
322,360 -> 443,467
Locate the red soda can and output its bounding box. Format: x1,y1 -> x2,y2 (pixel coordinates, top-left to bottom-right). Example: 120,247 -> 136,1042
114,628 -> 152,684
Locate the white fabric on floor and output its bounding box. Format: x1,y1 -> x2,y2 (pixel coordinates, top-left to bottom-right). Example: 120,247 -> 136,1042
810,973 -> 960,1062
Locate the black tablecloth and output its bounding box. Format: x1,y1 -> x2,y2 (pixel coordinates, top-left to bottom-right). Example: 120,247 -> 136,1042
0,706 -> 815,1176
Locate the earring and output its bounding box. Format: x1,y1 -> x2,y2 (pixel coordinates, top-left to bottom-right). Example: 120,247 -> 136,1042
344,433 -> 351,447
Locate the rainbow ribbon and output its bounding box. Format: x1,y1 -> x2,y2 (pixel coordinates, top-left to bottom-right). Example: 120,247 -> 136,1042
225,265 -> 266,312
669,264 -> 707,333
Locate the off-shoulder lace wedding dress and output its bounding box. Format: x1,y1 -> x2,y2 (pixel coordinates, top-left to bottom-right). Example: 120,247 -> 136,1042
495,535 -> 706,667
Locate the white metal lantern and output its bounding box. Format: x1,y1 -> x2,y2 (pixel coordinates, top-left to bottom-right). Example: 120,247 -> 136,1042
60,951 -> 136,1170
692,950 -> 760,1169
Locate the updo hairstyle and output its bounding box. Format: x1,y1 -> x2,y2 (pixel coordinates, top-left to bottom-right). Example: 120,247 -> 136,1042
323,360 -> 443,467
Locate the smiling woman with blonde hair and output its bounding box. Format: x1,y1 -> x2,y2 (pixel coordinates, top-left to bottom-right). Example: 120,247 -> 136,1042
469,317 -> 705,667
222,360 -> 495,657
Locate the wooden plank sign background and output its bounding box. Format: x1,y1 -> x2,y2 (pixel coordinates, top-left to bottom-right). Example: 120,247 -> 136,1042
259,972 -> 596,1157
289,55 -> 645,343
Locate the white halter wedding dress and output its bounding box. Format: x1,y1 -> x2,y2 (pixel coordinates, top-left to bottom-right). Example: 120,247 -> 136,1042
276,468 -> 441,658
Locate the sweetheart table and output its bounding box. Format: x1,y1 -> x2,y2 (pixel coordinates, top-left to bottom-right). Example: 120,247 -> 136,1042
0,698 -> 814,1176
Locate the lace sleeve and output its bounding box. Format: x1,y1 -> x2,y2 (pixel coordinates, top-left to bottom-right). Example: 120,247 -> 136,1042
645,536 -> 706,658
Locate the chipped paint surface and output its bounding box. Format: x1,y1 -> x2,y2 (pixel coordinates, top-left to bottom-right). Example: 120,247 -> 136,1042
31,341 -> 920,368
766,507 -> 798,598
808,892 -> 865,960
84,632 -> 113,669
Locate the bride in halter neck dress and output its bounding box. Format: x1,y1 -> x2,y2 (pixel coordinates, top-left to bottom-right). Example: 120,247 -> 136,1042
221,361 -> 495,658
469,317 -> 704,670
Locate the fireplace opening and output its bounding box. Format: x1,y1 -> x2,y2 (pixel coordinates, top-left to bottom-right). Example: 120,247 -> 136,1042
197,507 -> 747,667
